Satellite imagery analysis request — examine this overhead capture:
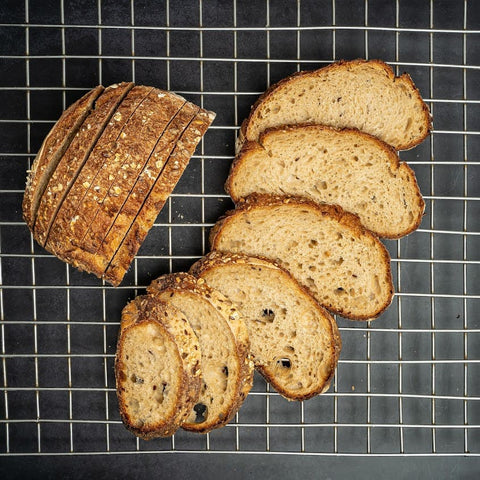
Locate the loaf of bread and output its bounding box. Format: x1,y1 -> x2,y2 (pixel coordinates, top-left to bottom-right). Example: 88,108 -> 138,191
210,194 -> 394,320
115,295 -> 202,440
237,59 -> 431,151
22,83 -> 215,286
147,273 -> 254,433
228,125 -> 425,238
190,251 -> 341,400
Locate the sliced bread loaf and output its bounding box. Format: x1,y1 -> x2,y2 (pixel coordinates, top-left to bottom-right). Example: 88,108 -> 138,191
210,194 -> 394,320
103,109 -> 215,286
228,125 -> 425,238
33,82 -> 134,246
22,85 -> 104,230
116,295 -> 202,440
237,59 -> 431,151
190,251 -> 341,400
147,273 -> 254,433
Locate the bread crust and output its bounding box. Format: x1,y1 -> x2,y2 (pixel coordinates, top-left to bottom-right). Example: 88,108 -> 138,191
46,85 -> 154,258
116,295 -> 202,440
103,109 -> 215,286
237,59 -> 432,152
147,272 -> 254,432
209,193 -> 394,320
23,85 -> 104,230
34,82 -> 134,246
190,251 -> 341,400
227,124 -> 425,239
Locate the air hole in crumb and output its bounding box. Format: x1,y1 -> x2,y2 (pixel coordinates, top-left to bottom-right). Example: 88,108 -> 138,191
261,309 -> 275,322
193,403 -> 208,423
334,287 -> 345,295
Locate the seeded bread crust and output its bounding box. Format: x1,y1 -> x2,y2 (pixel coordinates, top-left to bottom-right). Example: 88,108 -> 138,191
22,85 -> 104,230
103,109 -> 216,286
116,295 -> 202,440
147,273 -> 254,433
34,82 -> 134,246
227,124 -> 425,238
190,251 -> 342,400
236,59 -> 431,152
209,194 -> 394,320
46,85 -> 154,258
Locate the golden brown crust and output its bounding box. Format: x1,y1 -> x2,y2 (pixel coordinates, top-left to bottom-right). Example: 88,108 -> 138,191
147,272 -> 254,433
23,85 -> 105,230
228,124 -> 425,239
209,194 -> 394,321
190,251 -> 341,400
115,295 -> 202,440
34,82 -> 134,247
46,85 -> 154,257
103,109 -> 215,286
237,59 -> 432,152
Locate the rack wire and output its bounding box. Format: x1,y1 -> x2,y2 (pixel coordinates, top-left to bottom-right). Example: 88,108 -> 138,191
0,0 -> 479,458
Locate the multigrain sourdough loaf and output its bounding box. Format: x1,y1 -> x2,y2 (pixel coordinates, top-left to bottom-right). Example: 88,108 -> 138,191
115,295 -> 202,440
22,85 -> 104,230
228,125 -> 425,238
23,84 -> 215,286
210,194 -> 394,320
237,59 -> 431,152
33,82 -> 134,246
190,252 -> 341,400
147,273 -> 254,433
103,109 -> 214,286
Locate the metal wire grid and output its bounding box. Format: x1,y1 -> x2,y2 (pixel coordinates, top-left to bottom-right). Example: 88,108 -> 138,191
0,0 -> 479,457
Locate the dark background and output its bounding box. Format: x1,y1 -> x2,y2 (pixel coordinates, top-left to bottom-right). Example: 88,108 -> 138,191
0,0 -> 479,477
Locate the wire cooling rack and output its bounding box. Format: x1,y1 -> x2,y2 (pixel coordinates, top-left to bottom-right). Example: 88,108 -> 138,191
0,0 -> 479,460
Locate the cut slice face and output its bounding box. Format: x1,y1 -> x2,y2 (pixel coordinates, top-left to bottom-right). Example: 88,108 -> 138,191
190,251 -> 342,400
116,295 -> 202,440
46,85 -> 154,256
210,194 -> 394,320
22,85 -> 104,230
238,59 -> 431,151
228,125 -> 425,238
147,273 -> 253,433
33,82 -> 134,246
103,108 -> 215,286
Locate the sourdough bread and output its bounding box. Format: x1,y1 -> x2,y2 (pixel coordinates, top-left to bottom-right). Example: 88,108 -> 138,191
147,273 -> 254,433
47,85 -> 154,256
116,295 -> 202,440
103,109 -> 215,286
228,125 -> 425,238
191,251 -> 341,400
237,59 -> 431,151
210,194 -> 394,320
33,82 -> 134,246
23,85 -> 104,230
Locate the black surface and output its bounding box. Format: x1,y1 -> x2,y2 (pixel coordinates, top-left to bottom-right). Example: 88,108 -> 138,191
0,0 -> 480,477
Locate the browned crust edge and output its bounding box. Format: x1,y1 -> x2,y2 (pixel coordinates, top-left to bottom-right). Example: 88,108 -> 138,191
147,272 -> 254,433
115,296 -> 202,440
227,124 -> 425,239
209,194 -> 394,321
236,59 -> 432,152
190,251 -> 342,400
22,85 -> 105,230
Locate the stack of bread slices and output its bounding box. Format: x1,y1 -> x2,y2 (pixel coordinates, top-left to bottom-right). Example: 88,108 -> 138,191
23,83 -> 215,286
115,59 -> 431,440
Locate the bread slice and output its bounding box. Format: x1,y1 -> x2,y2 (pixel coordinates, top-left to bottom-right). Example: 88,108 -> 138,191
46,85 -> 155,256
228,125 -> 425,238
116,294 -> 202,440
22,85 -> 104,230
190,251 -> 342,400
103,109 -> 215,286
147,273 -> 254,433
210,194 -> 394,320
33,82 -> 134,246
237,59 -> 431,151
